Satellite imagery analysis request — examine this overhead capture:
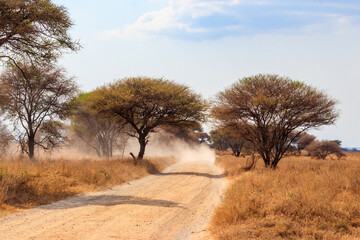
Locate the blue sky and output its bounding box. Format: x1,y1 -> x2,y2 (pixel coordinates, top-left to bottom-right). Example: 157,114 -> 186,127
53,0 -> 360,147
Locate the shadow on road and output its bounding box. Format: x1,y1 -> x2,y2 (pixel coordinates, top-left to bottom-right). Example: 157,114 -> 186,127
39,195 -> 182,210
158,172 -> 224,179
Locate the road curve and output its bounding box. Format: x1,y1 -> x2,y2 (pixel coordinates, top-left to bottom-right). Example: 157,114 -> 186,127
0,161 -> 227,240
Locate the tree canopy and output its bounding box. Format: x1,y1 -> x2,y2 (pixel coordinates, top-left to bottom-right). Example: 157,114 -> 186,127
0,0 -> 80,64
211,74 -> 339,169
90,77 -> 207,161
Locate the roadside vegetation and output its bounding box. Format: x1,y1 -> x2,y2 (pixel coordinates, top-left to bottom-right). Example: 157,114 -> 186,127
210,151 -> 360,240
0,156 -> 174,217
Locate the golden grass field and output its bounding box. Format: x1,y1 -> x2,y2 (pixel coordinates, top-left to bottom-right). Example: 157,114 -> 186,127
0,156 -> 174,217
210,152 -> 360,240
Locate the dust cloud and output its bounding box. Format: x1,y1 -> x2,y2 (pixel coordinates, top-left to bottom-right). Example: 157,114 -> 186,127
3,131 -> 215,163
124,132 -> 216,164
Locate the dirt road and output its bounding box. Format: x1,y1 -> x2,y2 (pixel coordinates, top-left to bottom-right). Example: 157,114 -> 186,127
0,161 -> 226,240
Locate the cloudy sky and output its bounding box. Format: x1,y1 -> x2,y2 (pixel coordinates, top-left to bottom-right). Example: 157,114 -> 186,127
54,0 -> 360,147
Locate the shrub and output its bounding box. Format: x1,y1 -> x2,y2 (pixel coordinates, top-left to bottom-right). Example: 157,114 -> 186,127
306,140 -> 344,159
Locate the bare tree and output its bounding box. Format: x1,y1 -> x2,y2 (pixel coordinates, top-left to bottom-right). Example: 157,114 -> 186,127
211,74 -> 339,169
306,140 -> 345,159
0,0 -> 80,66
0,63 -> 77,159
90,77 -> 207,162
71,93 -> 129,158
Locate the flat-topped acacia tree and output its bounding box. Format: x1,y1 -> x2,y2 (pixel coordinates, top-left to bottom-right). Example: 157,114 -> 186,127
90,77 -> 207,162
211,74 -> 339,169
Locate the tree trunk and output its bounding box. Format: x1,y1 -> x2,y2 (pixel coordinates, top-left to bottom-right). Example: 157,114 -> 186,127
28,134 -> 35,160
103,143 -> 110,159
109,138 -> 113,158
262,151 -> 272,168
264,161 -> 270,168
99,138 -> 108,158
271,158 -> 280,169
137,134 -> 147,161
297,147 -> 302,156
95,148 -> 101,158
262,154 -> 270,168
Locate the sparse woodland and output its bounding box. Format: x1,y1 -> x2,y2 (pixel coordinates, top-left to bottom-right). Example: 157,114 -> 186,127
0,1 -> 359,239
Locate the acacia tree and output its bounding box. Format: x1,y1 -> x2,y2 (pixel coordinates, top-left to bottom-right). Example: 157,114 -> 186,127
162,125 -> 205,144
0,0 -> 80,66
209,129 -> 229,151
306,140 -> 344,159
210,124 -> 249,157
211,74 -> 339,169
71,92 -> 128,158
90,77 -> 207,161
289,132 -> 316,155
0,63 -> 77,159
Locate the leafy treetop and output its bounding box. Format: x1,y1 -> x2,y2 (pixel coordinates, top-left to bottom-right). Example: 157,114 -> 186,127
0,0 -> 80,64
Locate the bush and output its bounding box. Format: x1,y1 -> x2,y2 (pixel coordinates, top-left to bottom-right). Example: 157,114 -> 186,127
306,140 -> 344,159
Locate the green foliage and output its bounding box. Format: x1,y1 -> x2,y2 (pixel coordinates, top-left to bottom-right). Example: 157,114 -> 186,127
73,92 -> 95,105
91,77 -> 207,127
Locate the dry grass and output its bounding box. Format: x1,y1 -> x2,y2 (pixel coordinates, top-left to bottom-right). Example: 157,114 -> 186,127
210,152 -> 360,240
0,156 -> 174,216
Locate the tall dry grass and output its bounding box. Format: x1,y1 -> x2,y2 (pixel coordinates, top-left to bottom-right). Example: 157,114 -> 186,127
210,152 -> 360,240
0,156 -> 174,216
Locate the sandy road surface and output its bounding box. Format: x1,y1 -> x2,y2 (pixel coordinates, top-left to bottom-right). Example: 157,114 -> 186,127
0,161 -> 227,240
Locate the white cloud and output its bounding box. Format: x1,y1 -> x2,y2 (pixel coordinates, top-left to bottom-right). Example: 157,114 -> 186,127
100,0 -> 360,40
102,0 -> 246,39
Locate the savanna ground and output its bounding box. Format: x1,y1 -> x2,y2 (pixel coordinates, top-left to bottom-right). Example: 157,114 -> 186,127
0,159 -> 226,240
0,156 -> 174,217
210,151 -> 360,240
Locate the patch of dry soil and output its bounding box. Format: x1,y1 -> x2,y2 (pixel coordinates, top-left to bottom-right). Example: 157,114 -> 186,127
0,161 -> 227,240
